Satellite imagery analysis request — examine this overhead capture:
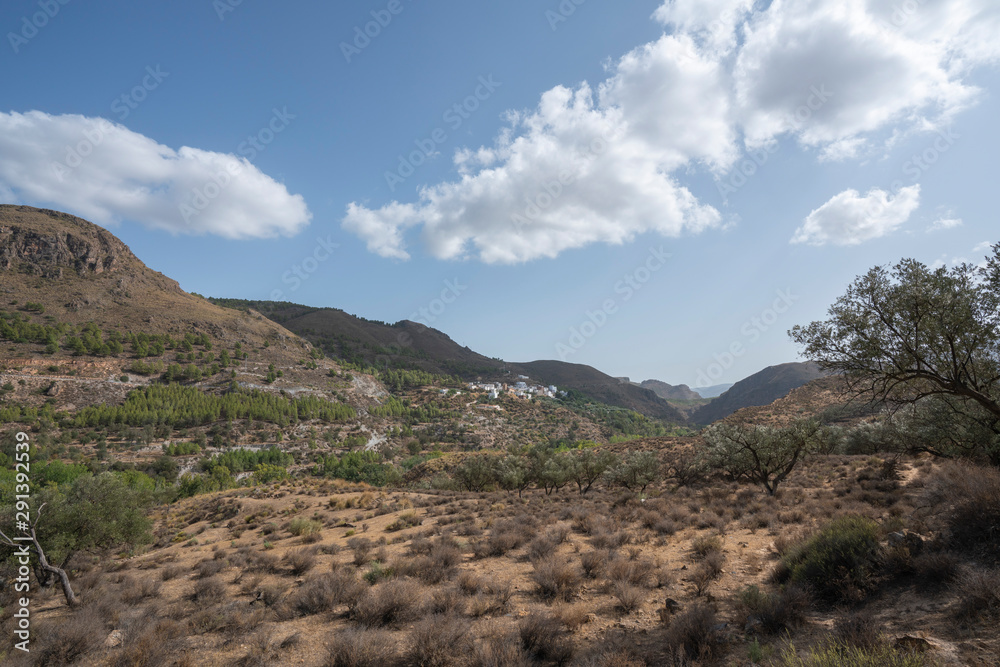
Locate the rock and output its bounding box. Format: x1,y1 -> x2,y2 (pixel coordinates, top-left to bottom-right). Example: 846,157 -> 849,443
886,530 -> 925,555
104,629 -> 123,648
45,382 -> 60,397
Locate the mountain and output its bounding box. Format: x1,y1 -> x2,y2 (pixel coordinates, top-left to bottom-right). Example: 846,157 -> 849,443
0,205 -> 310,362
513,360 -> 685,421
692,383 -> 733,398
212,300 -> 687,422
690,361 -> 830,425
638,379 -> 702,401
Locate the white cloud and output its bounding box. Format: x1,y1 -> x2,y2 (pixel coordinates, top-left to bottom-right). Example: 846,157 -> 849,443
344,0 -> 999,263
791,185 -> 921,246
0,111 -> 311,239
344,41 -> 729,264
928,216 -> 963,231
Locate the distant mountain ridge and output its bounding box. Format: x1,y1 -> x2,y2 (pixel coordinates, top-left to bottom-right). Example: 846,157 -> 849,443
637,379 -> 702,401
211,300 -> 687,422
690,362 -> 830,424
693,383 -> 733,398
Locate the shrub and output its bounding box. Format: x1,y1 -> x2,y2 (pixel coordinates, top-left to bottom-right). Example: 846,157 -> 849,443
519,612 -> 575,664
531,556 -> 581,601
953,566 -> 1000,620
580,550 -> 609,579
284,548 -> 318,576
612,582 -> 646,613
733,584 -> 810,635
288,571 -> 364,616
605,556 -> 655,588
190,575 -> 227,604
119,575 -> 162,604
692,534 -> 724,559
324,627 -> 399,667
779,515 -> 882,602
289,518 -> 323,537
351,578 -> 425,627
347,537 -> 374,566
664,602 -> 722,661
30,612 -> 104,666
407,614 -> 474,667
922,461 -> 1000,554
771,640 -> 931,666
833,609 -> 884,649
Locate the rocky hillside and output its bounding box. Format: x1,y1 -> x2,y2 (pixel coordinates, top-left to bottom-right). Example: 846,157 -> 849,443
690,361 -> 830,425
0,206 -> 309,363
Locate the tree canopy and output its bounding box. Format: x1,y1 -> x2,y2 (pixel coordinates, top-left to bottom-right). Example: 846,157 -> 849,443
790,246 -> 1000,420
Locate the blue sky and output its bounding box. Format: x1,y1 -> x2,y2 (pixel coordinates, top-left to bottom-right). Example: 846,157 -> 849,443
2,0 -> 998,388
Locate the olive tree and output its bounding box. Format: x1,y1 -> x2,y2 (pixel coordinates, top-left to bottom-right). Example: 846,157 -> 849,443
0,472 -> 153,606
790,246 -> 1000,426
701,419 -> 819,495
604,451 -> 660,493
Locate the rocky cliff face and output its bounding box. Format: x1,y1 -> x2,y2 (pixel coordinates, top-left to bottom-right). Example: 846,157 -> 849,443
0,206 -> 132,278
0,205 -> 183,298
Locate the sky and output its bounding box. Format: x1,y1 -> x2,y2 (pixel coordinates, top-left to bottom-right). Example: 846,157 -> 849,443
1,0 -> 998,389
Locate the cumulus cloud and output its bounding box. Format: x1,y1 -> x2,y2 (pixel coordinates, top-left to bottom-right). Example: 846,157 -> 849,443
343,0 -> 999,263
928,216 -> 963,231
792,185 -> 921,246
0,111 -> 311,239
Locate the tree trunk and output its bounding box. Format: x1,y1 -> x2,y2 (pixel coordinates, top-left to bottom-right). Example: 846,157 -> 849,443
31,529 -> 77,607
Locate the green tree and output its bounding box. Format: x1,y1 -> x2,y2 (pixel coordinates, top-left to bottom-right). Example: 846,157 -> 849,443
790,246 -> 1000,433
0,472 -> 153,606
604,450 -> 659,493
701,419 -> 819,495
568,448 -> 619,494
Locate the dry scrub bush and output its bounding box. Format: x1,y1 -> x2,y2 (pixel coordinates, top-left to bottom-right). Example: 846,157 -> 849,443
732,584 -> 810,635
663,602 -> 722,661
519,612 -> 575,664
407,614 -> 474,667
287,570 -> 365,617
119,575 -> 162,604
612,582 -> 646,613
284,547 -> 318,576
324,627 -> 399,667
27,612 -> 104,666
580,549 -> 612,578
189,575 -> 227,604
953,566 -> 1000,621
833,609 -> 884,649
195,558 -> 227,579
351,578 -> 425,627
532,556 -> 581,601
